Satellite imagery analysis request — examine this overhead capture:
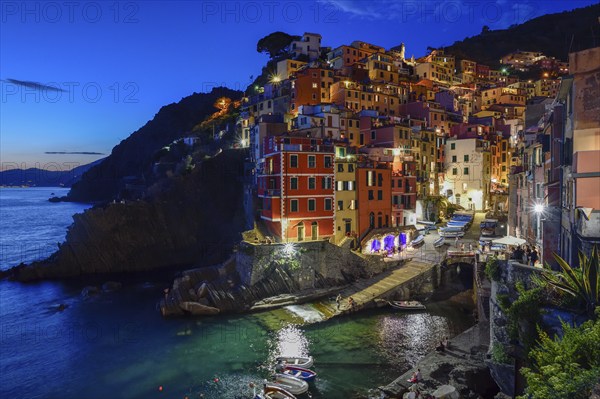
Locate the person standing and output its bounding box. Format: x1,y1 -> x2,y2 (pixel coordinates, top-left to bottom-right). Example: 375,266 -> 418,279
335,294 -> 342,310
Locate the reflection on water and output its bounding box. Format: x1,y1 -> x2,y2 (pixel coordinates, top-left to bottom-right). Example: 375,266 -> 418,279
379,313 -> 450,368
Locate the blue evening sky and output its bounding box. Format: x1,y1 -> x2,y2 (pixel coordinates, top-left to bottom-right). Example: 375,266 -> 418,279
1,0 -> 595,170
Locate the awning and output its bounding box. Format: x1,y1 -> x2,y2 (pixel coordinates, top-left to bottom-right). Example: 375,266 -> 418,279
492,236 -> 526,246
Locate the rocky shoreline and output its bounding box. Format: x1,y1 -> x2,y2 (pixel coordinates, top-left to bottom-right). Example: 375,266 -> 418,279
378,322 -> 498,399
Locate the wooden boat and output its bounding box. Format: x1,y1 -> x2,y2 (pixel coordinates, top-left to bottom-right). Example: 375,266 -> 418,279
276,356 -> 313,368
433,237 -> 446,248
267,374 -> 309,395
255,385 -> 297,399
282,365 -> 317,382
410,235 -> 425,247
389,300 -> 426,310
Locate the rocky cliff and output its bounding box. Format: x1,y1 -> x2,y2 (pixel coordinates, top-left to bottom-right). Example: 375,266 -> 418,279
8,149 -> 248,281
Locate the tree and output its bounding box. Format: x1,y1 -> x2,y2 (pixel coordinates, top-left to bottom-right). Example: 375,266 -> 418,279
213,97 -> 231,112
542,246 -> 599,318
519,313 -> 600,399
256,32 -> 299,59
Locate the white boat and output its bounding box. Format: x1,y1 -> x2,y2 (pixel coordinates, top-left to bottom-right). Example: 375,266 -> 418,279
438,227 -> 465,238
389,300 -> 426,310
433,237 -> 446,248
267,374 -> 309,395
255,385 -> 297,399
276,356 -> 313,368
410,235 -> 425,247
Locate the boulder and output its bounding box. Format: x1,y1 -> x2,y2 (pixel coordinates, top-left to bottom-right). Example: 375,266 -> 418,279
81,286 -> 100,298
432,385 -> 460,399
102,281 -> 122,292
179,301 -> 220,316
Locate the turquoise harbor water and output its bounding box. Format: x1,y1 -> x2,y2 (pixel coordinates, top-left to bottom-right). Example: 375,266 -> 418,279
0,188 -> 474,399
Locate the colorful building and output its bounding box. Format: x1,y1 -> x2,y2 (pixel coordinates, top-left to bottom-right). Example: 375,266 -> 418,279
258,135 -> 335,242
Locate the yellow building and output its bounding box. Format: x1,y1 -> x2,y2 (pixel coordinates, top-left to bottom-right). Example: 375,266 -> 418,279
334,146 -> 358,244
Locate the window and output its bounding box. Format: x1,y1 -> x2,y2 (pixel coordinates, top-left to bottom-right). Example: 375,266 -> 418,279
290,155 -> 298,168
377,190 -> 383,200
308,155 -> 316,168
464,167 -> 469,175
452,155 -> 457,162
348,164 -> 354,172
312,83 -> 318,88
324,156 -> 332,168
450,143 -> 455,150
371,131 -> 376,140
290,199 -> 298,212
290,177 -> 298,190
452,168 -> 458,175
368,190 -> 374,200
367,170 -> 375,186
464,154 -> 469,162
325,198 -> 332,211
321,177 -> 332,189
308,177 -> 316,189
308,199 -> 316,211
337,181 -> 343,191
348,181 -> 354,190
338,164 -> 344,172
349,200 -> 356,210
337,200 -> 343,211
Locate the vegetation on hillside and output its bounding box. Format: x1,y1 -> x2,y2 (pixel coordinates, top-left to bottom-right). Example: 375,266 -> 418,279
442,4 -> 600,67
67,86 -> 242,202
518,311 -> 600,399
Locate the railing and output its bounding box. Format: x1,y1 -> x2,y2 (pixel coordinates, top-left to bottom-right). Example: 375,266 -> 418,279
265,189 -> 281,196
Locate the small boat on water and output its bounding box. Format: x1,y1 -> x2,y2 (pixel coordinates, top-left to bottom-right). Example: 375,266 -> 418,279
255,385 -> 297,399
410,235 -> 425,247
282,365 -> 317,382
433,237 -> 446,248
389,300 -> 426,310
276,356 -> 314,369
267,374 -> 309,395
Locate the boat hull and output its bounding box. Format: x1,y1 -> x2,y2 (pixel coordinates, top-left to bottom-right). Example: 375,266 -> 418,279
389,300 -> 426,310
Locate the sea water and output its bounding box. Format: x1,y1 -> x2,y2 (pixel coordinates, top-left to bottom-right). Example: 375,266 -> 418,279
0,187 -> 474,399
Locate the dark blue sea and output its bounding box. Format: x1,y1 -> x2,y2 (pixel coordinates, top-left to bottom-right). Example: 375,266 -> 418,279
0,187 -> 473,399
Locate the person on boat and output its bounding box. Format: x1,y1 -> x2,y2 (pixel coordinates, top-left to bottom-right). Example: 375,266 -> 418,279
336,294 -> 342,310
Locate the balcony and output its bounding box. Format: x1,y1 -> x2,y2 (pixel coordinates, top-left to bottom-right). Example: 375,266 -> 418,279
264,189 -> 281,197
576,209 -> 600,239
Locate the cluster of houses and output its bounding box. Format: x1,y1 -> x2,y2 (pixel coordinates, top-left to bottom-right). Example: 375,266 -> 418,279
235,32 -> 599,266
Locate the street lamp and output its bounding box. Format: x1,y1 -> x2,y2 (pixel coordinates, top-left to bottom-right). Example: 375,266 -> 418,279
533,203 -> 544,262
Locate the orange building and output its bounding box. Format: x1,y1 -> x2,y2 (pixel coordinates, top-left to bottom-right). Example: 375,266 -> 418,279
291,66 -> 334,112
356,160 -> 392,237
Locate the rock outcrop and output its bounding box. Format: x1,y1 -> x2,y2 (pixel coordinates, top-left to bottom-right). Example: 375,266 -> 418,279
7,150 -> 248,281
379,323 -> 498,399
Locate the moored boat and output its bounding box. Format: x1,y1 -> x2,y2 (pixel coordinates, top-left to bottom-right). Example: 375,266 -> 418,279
267,374 -> 309,395
410,235 -> 425,247
276,356 -> 313,368
255,385 -> 297,399
433,237 -> 446,248
282,365 -> 317,382
389,300 -> 426,310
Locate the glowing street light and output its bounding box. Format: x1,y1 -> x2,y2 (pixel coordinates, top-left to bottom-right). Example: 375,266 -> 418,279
534,204 -> 544,213
283,242 -> 296,256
